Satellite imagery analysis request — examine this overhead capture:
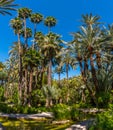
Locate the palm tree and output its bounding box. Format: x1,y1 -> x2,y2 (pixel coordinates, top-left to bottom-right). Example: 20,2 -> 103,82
71,14 -> 104,106
30,13 -> 43,49
0,0 -> 18,16
18,8 -> 32,46
10,17 -> 23,104
44,16 -> 57,32
20,27 -> 32,105
30,13 -> 43,34
40,32 -> 62,87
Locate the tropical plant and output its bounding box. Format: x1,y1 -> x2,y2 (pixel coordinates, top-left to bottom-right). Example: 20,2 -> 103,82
30,13 -> 43,34
44,16 -> 57,32
0,0 -> 17,16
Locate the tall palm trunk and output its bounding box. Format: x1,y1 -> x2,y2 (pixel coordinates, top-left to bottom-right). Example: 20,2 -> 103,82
66,63 -> 69,103
23,17 -> 29,105
28,68 -> 33,107
17,33 -> 22,104
48,60 -> 52,87
23,17 -> 28,48
66,63 -> 69,80
46,60 -> 52,107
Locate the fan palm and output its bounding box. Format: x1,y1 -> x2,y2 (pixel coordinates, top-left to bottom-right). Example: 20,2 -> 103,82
18,8 -> 32,45
30,13 -> 43,34
44,16 -> 57,32
39,32 -> 62,86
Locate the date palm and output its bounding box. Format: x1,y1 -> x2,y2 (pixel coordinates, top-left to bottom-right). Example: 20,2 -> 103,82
0,0 -> 17,16
10,17 -> 23,104
72,14 -> 104,106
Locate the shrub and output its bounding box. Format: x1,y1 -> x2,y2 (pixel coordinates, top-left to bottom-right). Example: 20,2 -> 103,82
90,107 -> 113,130
52,104 -> 71,120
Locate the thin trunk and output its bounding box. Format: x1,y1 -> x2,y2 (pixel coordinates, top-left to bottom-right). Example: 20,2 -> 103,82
28,68 -> 33,107
48,60 -> 52,87
23,18 -> 28,48
66,63 -> 69,103
46,60 -> 52,107
24,66 -> 28,105
17,33 -> 22,105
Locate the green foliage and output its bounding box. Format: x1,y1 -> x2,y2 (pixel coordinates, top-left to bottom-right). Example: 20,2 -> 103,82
90,105 -> 113,130
31,89 -> 45,107
52,104 -> 71,120
97,92 -> 110,108
0,86 -> 5,101
70,105 -> 83,121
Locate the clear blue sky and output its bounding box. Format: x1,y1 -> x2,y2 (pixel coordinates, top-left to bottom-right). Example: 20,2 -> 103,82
0,0 -> 113,78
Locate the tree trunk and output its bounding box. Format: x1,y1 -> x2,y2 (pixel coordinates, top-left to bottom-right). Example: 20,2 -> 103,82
48,60 -> 52,87
24,66 -> 28,105
28,68 -> 33,107
17,33 -> 23,105
66,64 -> 69,103
23,18 -> 28,48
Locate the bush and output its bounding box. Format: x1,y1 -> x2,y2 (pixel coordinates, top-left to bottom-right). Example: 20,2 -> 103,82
90,107 -> 113,130
70,105 -> 84,121
52,104 -> 71,120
